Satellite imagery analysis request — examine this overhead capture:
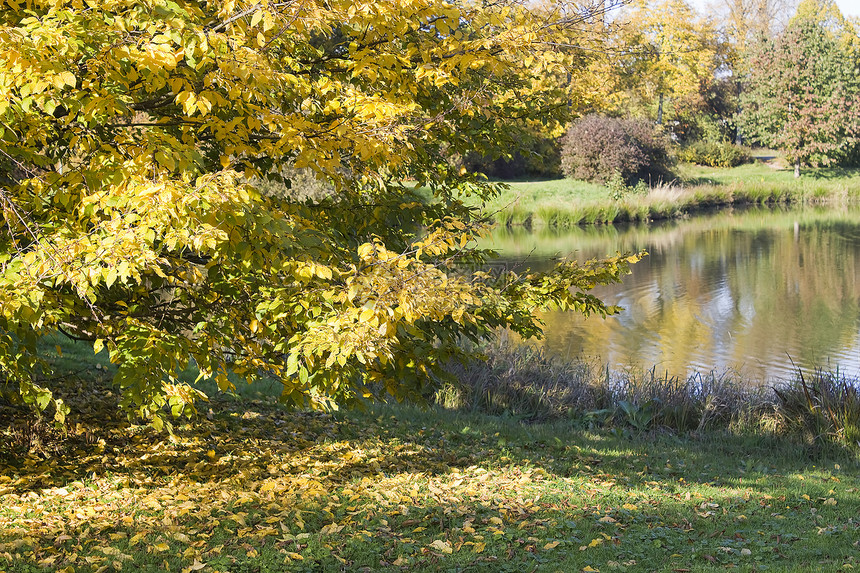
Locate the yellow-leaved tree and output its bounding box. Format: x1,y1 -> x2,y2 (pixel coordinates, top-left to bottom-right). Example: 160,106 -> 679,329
600,0 -> 721,125
0,0 -> 640,427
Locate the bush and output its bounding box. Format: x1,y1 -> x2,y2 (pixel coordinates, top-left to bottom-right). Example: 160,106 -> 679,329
678,140 -> 753,168
605,172 -> 649,201
560,115 -> 674,185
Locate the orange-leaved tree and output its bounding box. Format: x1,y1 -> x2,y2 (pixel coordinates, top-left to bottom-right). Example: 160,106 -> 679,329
0,0 -> 641,428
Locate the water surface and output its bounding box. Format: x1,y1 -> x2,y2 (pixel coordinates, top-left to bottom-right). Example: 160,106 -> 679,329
486,206 -> 860,382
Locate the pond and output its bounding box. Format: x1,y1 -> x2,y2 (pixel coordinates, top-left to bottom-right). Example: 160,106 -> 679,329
485,206 -> 860,383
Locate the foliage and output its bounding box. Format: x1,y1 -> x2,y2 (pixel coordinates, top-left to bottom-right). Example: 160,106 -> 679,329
1,364 -> 859,572
740,1 -> 860,176
605,172 -> 650,201
678,141 -> 753,168
599,0 -> 724,125
670,77 -> 741,144
0,0 -> 641,425
560,115 -> 675,186
718,0 -> 798,56
254,166 -> 335,203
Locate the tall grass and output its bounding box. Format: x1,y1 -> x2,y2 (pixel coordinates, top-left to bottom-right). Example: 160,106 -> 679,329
772,368 -> 860,452
438,340 -> 860,453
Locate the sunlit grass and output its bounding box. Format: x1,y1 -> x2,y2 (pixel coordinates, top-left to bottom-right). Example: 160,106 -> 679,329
476,161 -> 860,227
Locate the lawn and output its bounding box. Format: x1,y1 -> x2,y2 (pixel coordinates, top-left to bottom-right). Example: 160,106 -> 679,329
2,362 -> 859,572
475,159 -> 860,227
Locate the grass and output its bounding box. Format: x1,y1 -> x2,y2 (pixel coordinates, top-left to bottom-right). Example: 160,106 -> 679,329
1,337 -> 859,572
477,159 -> 860,228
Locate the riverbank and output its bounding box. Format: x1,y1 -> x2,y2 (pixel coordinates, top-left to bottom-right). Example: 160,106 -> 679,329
480,160 -> 860,227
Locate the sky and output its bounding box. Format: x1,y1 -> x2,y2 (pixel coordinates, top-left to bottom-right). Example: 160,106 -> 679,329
834,0 -> 860,17
687,0 -> 860,19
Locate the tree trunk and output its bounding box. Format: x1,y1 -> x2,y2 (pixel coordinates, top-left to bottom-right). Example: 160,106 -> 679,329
656,93 -> 664,125
794,158 -> 800,178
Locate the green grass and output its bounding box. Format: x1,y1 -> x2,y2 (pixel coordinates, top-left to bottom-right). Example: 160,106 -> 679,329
476,160 -> 860,227
1,337 -> 859,572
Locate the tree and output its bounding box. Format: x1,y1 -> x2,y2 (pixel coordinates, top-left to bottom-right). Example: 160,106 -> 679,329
0,0 -> 640,427
740,0 -> 860,176
718,0 -> 798,56
602,0 -> 721,126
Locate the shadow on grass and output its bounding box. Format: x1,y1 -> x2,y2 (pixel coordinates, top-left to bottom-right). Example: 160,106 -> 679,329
678,176 -> 721,186
805,167 -> 860,180
1,376 -> 859,572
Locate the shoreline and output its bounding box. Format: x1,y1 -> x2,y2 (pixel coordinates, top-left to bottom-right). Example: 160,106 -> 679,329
481,162 -> 860,228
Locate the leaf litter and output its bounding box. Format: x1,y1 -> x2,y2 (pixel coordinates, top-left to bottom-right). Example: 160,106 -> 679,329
1,379 -> 859,571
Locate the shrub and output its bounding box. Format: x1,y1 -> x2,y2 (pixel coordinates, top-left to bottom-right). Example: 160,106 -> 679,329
605,172 -> 649,201
678,140 -> 753,168
560,115 -> 674,185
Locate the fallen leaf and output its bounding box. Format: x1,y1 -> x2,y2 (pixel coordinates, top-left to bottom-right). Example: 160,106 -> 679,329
429,539 -> 453,554
598,515 -> 617,524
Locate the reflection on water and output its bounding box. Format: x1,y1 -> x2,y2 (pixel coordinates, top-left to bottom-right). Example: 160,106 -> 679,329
486,206 -> 860,382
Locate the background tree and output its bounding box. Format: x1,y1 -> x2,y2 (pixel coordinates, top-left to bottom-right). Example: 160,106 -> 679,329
718,0 -> 798,55
603,0 -> 721,128
712,0 -> 799,145
0,0 -> 639,427
740,0 -> 860,176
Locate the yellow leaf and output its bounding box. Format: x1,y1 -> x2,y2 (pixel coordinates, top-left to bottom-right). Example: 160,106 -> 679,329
153,542 -> 169,552
61,71 -> 76,86
543,541 -> 560,550
429,540 -> 453,554
250,9 -> 263,28
582,567 -> 600,572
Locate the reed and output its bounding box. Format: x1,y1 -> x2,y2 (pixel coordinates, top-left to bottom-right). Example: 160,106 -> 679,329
438,340 -> 860,452
772,367 -> 860,452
